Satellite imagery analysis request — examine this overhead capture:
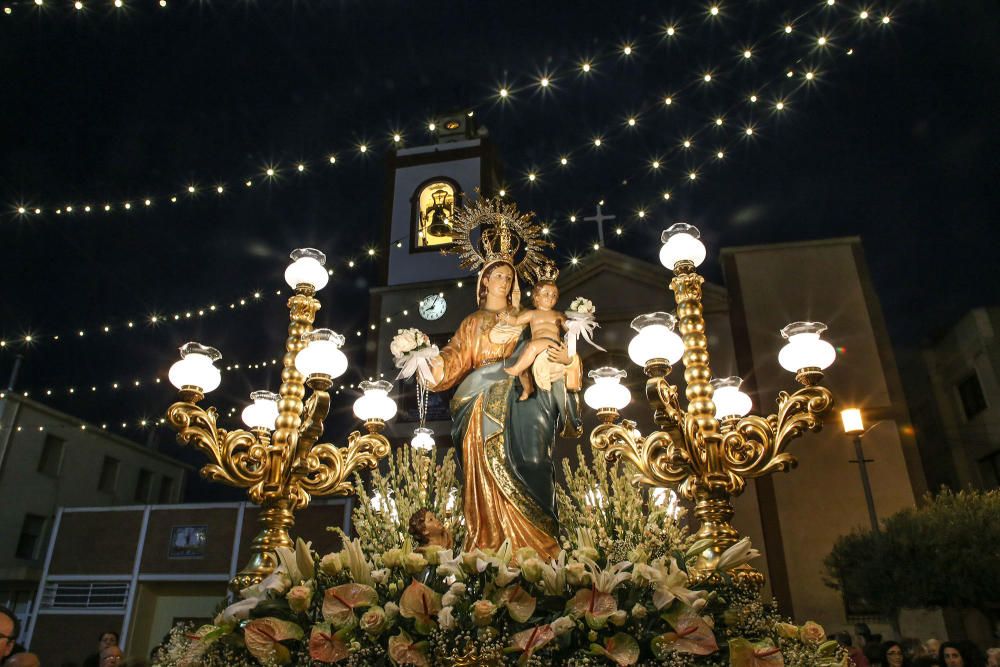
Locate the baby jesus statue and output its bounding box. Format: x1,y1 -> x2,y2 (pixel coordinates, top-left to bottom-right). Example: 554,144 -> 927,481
501,279 -> 566,400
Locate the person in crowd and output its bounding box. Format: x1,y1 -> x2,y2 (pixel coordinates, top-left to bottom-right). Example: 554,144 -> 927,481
882,640 -> 911,667
926,641 -> 943,658
832,630 -> 870,667
903,638 -> 929,661
912,656 -> 941,667
940,641 -> 986,667
99,646 -> 124,666
83,632 -> 118,667
0,606 -> 18,662
857,623 -> 885,666
985,648 -> 999,667
5,653 -> 41,667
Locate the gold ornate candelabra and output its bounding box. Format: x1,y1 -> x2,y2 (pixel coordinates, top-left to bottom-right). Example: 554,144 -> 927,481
165,249 -> 396,591
584,224 -> 836,585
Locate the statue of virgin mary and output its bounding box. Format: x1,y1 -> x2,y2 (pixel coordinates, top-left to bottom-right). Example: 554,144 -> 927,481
425,198 -> 583,560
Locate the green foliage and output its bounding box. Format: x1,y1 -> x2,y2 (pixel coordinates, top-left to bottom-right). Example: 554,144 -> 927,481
825,487 -> 1000,616
557,446 -> 694,563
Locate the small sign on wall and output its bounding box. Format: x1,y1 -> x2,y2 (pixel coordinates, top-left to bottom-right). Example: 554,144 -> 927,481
168,525 -> 207,558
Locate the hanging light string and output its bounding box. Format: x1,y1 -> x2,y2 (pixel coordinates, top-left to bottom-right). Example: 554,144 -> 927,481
5,1 -> 898,223
0,235 -> 402,353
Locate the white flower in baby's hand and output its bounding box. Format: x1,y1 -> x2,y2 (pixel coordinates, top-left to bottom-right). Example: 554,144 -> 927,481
569,297 -> 596,315
390,327 -> 429,358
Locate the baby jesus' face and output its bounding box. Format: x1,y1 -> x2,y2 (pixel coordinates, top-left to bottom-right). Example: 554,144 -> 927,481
532,282 -> 559,311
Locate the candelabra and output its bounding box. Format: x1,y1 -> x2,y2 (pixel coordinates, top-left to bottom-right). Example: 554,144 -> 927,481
165,249 -> 398,591
584,224 -> 836,586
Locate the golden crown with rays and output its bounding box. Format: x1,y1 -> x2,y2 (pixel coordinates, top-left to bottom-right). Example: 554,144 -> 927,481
443,195 -> 554,285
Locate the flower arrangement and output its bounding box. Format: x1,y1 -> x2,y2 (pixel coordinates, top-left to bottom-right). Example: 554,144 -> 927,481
391,328 -> 439,385
564,298 -> 604,356
152,450 -> 847,667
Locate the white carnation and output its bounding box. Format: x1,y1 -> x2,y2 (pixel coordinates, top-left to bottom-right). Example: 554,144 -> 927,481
390,327 -> 429,359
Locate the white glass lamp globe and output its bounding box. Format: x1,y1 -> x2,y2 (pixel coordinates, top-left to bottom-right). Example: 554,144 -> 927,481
628,312 -> 685,366
284,248 -> 329,291
353,380 -> 397,422
777,321 -> 837,372
659,223 -> 707,270
241,390 -> 280,431
295,329 -> 348,380
410,427 -> 435,451
168,342 -> 222,393
710,376 -> 753,419
841,408 -> 864,435
583,367 -> 631,411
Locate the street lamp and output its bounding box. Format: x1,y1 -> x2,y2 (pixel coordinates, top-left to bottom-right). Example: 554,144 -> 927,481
166,248 -> 396,591
589,222 -> 837,586
841,408 -> 879,532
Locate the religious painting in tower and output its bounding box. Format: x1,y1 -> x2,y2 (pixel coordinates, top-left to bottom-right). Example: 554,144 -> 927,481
411,178 -> 460,251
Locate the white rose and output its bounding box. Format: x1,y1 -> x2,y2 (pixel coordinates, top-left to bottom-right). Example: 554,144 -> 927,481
438,606 -> 457,630
551,616 -> 576,636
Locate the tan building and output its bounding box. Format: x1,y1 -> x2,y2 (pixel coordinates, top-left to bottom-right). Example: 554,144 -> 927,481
0,394 -> 188,636
23,499 -> 351,666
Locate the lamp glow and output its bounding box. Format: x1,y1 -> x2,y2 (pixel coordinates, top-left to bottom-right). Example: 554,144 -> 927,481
410,427 -> 435,451
168,342 -> 222,393
295,329 -> 348,381
353,380 -> 397,422
841,408 -> 864,435
659,223 -> 707,269
778,321 -> 837,372
711,376 -> 753,419
241,391 -> 279,430
284,248 -> 329,291
583,367 -> 631,411
628,312 -> 684,366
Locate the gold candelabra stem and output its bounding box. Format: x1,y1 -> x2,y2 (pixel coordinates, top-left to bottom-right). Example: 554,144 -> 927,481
590,260 -> 835,586
167,285 -> 392,592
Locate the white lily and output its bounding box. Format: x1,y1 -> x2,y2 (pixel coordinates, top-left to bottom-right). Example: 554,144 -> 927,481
539,550 -> 568,596
714,537 -> 760,572
633,558 -> 707,610
435,550 -> 466,582
216,596 -> 261,625
579,556 -> 632,594
239,566 -> 290,600
343,538 -> 374,586
273,537 -> 315,584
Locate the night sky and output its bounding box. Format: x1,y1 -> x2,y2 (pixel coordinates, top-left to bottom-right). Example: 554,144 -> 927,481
1,0 -> 997,478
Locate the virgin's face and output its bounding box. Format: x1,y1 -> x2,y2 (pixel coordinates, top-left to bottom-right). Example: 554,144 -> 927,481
484,264 -> 514,300
944,648 -> 963,667
886,645 -> 904,667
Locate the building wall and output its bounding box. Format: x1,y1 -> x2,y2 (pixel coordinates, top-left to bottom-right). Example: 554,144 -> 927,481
920,307 -> 1000,488
722,238 -> 931,637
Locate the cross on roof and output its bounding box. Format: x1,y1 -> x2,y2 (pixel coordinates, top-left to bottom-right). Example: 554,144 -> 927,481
583,201 -> 616,247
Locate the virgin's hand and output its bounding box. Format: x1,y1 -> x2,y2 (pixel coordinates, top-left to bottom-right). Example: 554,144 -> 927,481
546,342 -> 571,365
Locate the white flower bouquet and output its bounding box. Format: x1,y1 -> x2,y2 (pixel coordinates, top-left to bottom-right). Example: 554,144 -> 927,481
391,328 -> 439,385
564,296 -> 605,357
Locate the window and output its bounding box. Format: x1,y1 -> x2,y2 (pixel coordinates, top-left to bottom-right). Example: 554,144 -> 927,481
411,179 -> 458,251
37,434 -> 65,477
40,582 -> 129,610
98,456 -> 119,493
15,514 -> 46,560
135,469 -> 154,503
158,476 -> 175,504
957,372 -> 987,420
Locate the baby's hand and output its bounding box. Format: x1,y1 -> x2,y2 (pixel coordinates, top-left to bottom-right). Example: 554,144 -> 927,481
499,312 -> 515,324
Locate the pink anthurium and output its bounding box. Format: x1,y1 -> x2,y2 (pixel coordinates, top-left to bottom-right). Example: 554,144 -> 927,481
590,632 -> 640,666
308,624 -> 349,664
399,579 -> 442,635
387,629 -> 431,667
729,638 -> 785,666
321,583 -> 379,628
243,617 -> 304,665
651,605 -> 719,657
509,624 -> 556,664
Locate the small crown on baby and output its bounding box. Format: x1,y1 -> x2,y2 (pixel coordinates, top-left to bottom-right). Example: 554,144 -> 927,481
536,262 -> 560,283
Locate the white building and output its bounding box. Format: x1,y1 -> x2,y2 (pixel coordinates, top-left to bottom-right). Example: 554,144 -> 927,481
0,393 -> 188,632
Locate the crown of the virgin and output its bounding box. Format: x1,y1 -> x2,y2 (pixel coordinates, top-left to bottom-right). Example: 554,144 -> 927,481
444,195 -> 554,284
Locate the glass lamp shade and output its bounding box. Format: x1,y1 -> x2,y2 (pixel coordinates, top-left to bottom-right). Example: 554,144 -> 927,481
410,427 -> 435,451
777,321 -> 837,372
353,380 -> 397,422
583,367 -> 631,411
710,376 -> 753,419
284,248 -> 329,291
241,390 -> 280,430
841,408 -> 864,435
295,329 -> 348,379
628,312 -> 685,366
168,342 -> 222,392
659,223 -> 707,269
